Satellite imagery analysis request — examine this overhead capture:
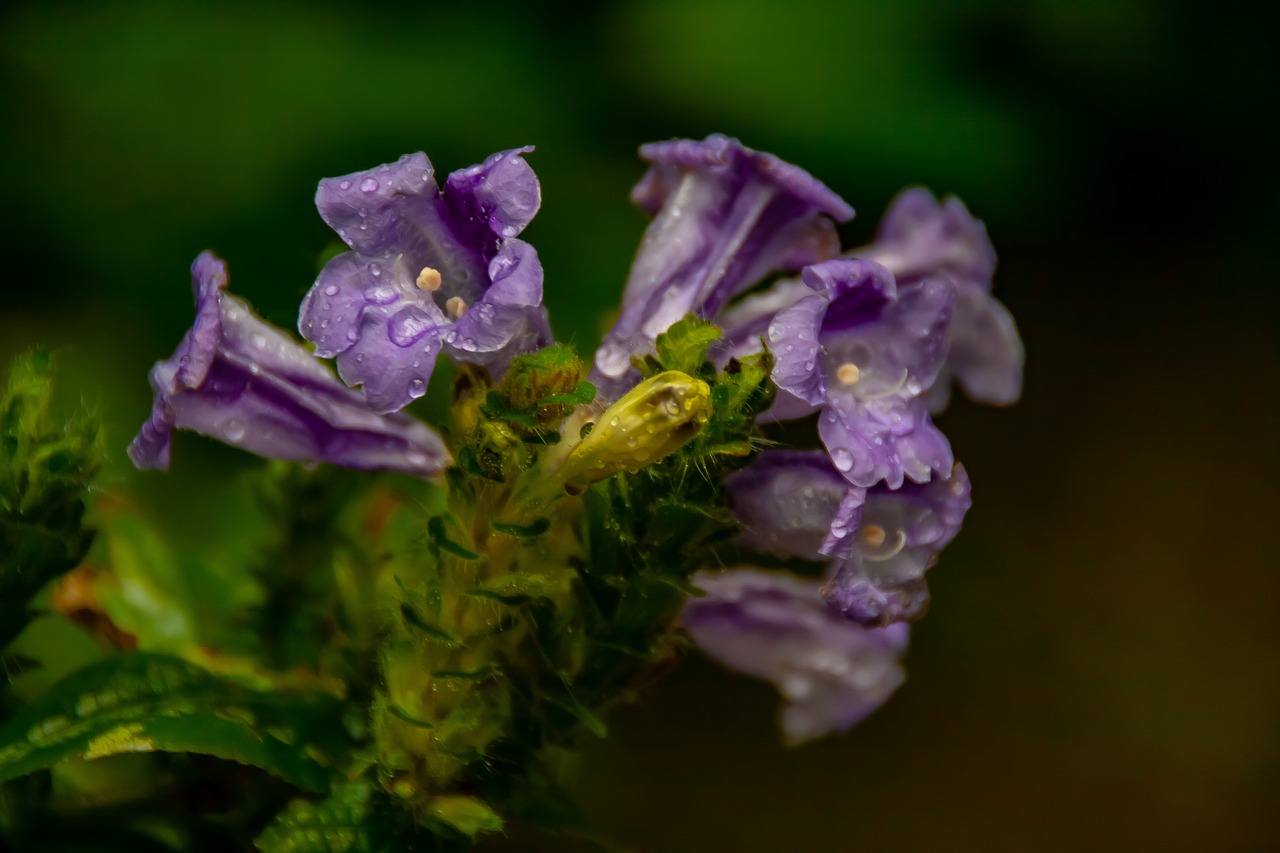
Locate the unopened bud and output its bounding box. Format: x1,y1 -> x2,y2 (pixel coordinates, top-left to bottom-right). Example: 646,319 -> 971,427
554,370 -> 710,492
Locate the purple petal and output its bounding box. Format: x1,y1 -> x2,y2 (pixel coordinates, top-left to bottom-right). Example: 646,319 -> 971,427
949,288 -> 1025,405
818,394 -> 953,489
446,238 -> 551,376
766,293 -> 828,407
592,135 -> 853,397
821,463 -> 972,627
299,252 -> 377,358
444,146 -> 541,240
683,568 -> 909,744
821,568 -> 931,627
334,301 -> 449,414
859,188 -> 996,291
713,276 -> 812,363
726,450 -> 865,560
129,253 -> 450,477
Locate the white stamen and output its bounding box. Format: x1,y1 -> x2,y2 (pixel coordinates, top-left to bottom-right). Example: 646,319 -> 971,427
863,529 -> 908,562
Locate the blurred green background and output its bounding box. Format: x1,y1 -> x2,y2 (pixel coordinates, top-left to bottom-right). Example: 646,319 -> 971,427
2,0 -> 1277,850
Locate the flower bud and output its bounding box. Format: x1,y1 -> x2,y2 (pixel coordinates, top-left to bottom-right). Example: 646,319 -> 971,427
553,370 -> 710,493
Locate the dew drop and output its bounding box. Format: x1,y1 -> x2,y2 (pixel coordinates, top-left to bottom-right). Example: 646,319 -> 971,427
224,420 -> 246,441
324,284 -> 339,296
369,263 -> 383,277
339,179 -> 352,190
831,449 -> 854,472
251,332 -> 267,349
360,177 -> 379,192
406,451 -> 428,467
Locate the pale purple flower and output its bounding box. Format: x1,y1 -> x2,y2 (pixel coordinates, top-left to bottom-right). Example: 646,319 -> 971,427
299,149 -> 550,413
129,252 -> 450,477
853,188 -> 1023,409
591,135 -> 853,398
767,259 -> 954,489
724,450 -> 865,560
821,463 -> 971,626
683,568 -> 909,744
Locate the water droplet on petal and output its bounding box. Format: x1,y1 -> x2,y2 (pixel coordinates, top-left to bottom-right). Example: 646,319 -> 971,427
408,378 -> 426,395
224,420 -> 246,441
831,449 -> 854,472
324,284 -> 339,296
360,177 -> 379,192
339,179 -> 352,190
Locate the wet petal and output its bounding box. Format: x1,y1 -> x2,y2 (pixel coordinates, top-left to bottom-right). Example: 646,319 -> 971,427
129,253 -> 450,476
683,568 -> 909,744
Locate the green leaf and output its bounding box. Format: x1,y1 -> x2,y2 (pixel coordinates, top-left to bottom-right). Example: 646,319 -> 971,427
0,653 -> 349,791
426,794 -> 502,838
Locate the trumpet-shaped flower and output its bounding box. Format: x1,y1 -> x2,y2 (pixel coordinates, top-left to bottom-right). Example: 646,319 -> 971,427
683,568 -> 909,744
299,149 -> 551,413
821,463 -> 971,626
767,259 -> 954,489
129,252 -> 449,476
592,135 -> 853,398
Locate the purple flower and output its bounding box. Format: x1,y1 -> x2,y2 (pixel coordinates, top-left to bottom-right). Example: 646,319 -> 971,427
767,259 -> 955,489
724,450 -> 865,560
821,463 -> 971,626
129,252 -> 450,477
591,135 -> 853,398
299,148 -> 551,413
683,568 -> 909,744
853,188 -> 1023,408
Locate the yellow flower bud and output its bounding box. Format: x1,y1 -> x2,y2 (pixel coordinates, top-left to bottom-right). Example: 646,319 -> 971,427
554,370 -> 711,493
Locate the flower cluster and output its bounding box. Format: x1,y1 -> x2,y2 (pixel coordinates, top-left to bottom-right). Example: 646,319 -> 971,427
122,134 -> 1020,840
590,135 -> 1021,742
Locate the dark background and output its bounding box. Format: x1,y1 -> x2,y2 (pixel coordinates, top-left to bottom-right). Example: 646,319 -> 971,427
2,1 -> 1277,849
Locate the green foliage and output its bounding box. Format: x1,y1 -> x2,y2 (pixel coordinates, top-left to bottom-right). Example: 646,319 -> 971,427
0,333 -> 776,849
0,653 -> 350,792
256,780 -> 384,853
0,352 -> 103,650
93,504 -> 263,661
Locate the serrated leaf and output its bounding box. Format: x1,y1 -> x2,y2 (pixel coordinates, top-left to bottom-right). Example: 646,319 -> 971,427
0,653 -> 348,791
